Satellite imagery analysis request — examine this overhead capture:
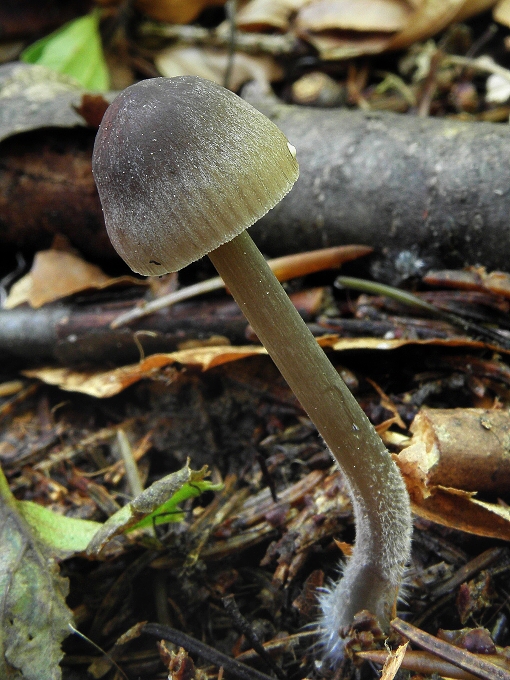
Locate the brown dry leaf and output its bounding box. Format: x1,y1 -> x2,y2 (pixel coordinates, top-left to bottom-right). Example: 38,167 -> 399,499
482,270 -> 510,297
404,485 -> 510,540
295,0 -> 408,59
297,0 -> 411,33
494,0 -> 510,26
136,0 -> 225,23
23,346 -> 269,398
155,45 -> 283,90
3,250 -> 144,309
294,0 -> 497,59
24,336 -> 509,398
454,0 -> 499,21
424,267 -> 510,298
358,649 -> 510,679
327,336 -> 510,353
236,0 -> 311,32
386,0 -> 478,51
399,408 -> 510,496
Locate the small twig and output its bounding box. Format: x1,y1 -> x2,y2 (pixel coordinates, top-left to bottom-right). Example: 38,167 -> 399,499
357,649 -> 507,680
444,55 -> 510,84
431,547 -> 508,598
68,624 -> 130,680
111,276 -> 224,328
224,0 -> 237,90
111,245 -> 372,328
391,618 -> 510,680
116,429 -> 144,497
138,22 -> 296,56
335,276 -> 510,350
223,594 -> 287,680
142,622 -> 277,680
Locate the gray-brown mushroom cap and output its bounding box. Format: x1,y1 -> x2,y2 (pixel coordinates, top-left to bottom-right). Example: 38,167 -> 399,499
92,76 -> 299,276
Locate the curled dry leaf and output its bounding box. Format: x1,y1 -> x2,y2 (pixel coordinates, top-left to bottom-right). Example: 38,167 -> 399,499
3,249 -> 145,309
294,0 -> 498,60
23,346 -> 269,397
295,0 -> 409,59
155,45 -> 283,90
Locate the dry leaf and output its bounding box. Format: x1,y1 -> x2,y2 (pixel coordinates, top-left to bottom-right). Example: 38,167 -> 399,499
295,0 -> 407,59
136,0 -> 225,23
424,267 -> 510,298
494,0 -> 510,26
387,0 -> 471,50
3,250 -> 144,309
155,45 -> 283,90
23,346 -> 269,397
296,0 -> 411,33
236,0 -> 311,32
24,335 -> 510,399
453,0 -> 498,21
294,0 -> 498,59
404,485 -> 510,540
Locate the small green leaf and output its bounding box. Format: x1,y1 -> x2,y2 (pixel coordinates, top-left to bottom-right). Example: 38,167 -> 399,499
130,479 -> 223,531
20,10 -> 109,91
86,464 -> 217,557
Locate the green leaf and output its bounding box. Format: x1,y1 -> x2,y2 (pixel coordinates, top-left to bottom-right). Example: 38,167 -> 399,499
86,464 -> 216,557
17,501 -> 101,559
129,479 -> 223,531
0,466 -> 72,680
20,10 -> 109,91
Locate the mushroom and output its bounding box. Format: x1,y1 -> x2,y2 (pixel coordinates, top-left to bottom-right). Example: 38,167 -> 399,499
92,76 -> 412,663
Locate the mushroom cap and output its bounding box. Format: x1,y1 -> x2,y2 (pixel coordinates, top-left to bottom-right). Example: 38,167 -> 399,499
92,76 -> 299,276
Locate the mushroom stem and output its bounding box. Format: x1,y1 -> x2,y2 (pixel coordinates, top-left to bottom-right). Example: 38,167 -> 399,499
208,229 -> 412,658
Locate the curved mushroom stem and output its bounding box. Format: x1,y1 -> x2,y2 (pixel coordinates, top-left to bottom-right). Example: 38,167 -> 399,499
208,229 -> 412,661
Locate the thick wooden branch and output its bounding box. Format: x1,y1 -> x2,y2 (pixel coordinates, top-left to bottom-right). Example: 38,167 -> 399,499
249,90 -> 510,278
2,64 -> 510,276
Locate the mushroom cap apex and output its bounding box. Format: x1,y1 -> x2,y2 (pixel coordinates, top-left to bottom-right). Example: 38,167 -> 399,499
92,76 -> 299,275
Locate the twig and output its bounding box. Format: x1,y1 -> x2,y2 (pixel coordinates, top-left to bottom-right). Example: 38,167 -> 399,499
431,547 -> 508,598
111,245 -> 372,328
222,594 -> 286,680
142,622 -> 277,680
391,618 -> 510,680
444,55 -> 510,84
335,276 -> 510,350
138,22 -> 296,56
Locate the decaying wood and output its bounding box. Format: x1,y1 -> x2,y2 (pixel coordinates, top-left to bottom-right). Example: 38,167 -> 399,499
399,407 -> 510,495
3,64 -> 510,274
